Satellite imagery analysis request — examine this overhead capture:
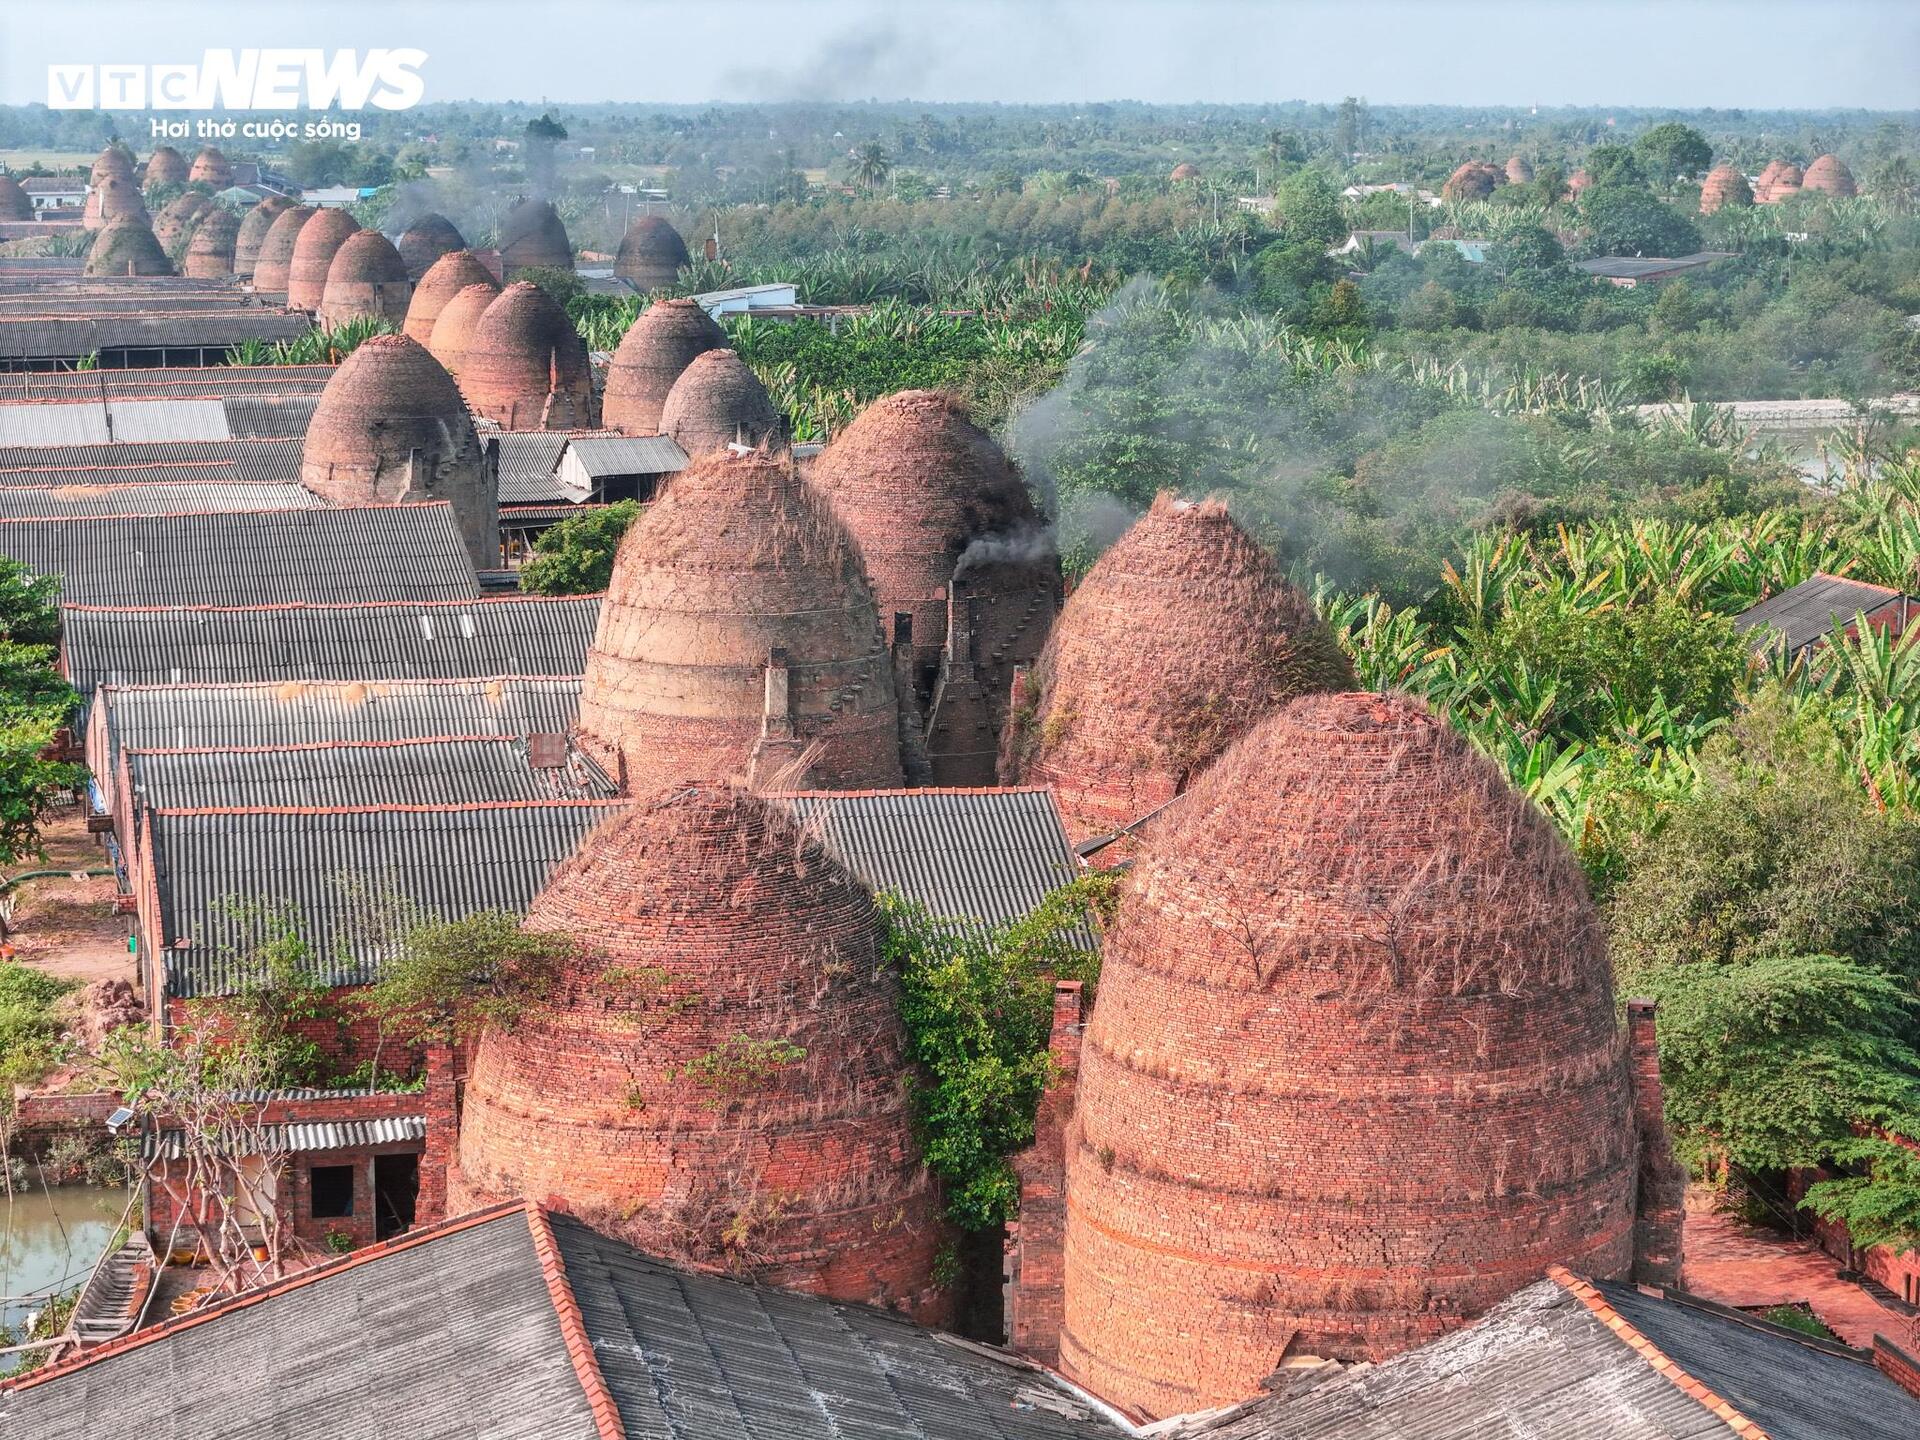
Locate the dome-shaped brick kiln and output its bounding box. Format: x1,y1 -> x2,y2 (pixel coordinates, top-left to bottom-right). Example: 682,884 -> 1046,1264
612,215 -> 692,292
452,785 -> 946,1316
601,297 -> 726,435
1567,167 -> 1593,195
232,196 -> 292,278
92,143 -> 137,188
1010,494 -> 1352,845
299,333 -> 496,570
1802,153 -> 1856,197
395,212 -> 465,282
1504,153 -> 1534,185
1442,160 -> 1502,201
577,448 -> 906,795
1754,159 -> 1803,204
152,190 -> 212,251
317,229 -> 413,328
285,207 -> 361,313
1169,162 -> 1199,181
458,281 -> 595,429
1058,691 -> 1642,1418
250,205 -> 314,293
84,216 -> 173,277
0,176 -> 30,223
83,175 -> 145,233
1699,164 -> 1753,214
424,281 -> 500,380
658,348 -> 782,458
404,250 -> 499,347
181,207 -> 240,279
497,197 -> 572,277
187,146 -> 233,188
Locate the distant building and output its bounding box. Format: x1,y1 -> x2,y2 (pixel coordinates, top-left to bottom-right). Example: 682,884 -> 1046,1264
1736,572 -> 1917,659
21,177 -> 86,210
1576,251 -> 1733,288
690,280 -> 799,317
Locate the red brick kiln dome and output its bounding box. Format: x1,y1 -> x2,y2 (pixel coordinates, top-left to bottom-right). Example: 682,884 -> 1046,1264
658,348 -> 783,457
139,145 -> 184,185
82,175 -> 145,233
497,197 -> 573,277
181,207 -> 240,279
576,449 -> 906,796
1699,164 -> 1754,214
1802,153 -> 1856,197
395,212 -> 465,282
613,215 -> 692,291
317,229 -> 413,328
1011,494 -> 1353,845
1169,162 -> 1199,181
1504,153 -> 1534,185
286,207 -> 361,313
249,205 -> 315,293
92,144 -> 137,188
601,297 -> 727,434
1567,167 -> 1593,195
300,334 -> 495,569
1755,159 -> 1803,204
187,146 -> 233,188
152,190 -> 212,251
424,281 -> 500,380
404,250 -> 499,347
1059,691 -> 1640,1418
232,195 -> 292,278
84,217 -> 173,277
458,281 -> 595,429
452,785 -> 946,1316
0,177 -> 30,223
1442,161 -> 1502,201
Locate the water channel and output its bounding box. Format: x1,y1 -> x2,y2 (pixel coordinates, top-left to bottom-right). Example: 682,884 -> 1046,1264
0,1183 -> 130,1335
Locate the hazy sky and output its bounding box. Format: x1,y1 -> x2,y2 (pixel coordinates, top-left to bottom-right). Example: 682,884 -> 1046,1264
2,1 -> 1915,111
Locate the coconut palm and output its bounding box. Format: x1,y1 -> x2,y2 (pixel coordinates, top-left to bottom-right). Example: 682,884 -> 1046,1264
853,143 -> 892,193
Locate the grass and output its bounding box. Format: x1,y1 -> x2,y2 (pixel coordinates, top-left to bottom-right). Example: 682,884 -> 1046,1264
0,151 -> 98,172
1758,1304 -> 1838,1341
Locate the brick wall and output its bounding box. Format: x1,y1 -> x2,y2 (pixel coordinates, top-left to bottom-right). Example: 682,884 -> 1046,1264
1797,1164 -> 1920,1307
1874,1335 -> 1920,1402
1627,999 -> 1685,1288
163,990 -> 429,1080
1006,980 -> 1083,1366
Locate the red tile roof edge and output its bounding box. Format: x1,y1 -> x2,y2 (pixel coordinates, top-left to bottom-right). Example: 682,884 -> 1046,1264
66,593 -> 604,614
1548,1267 -> 1771,1439
99,673 -> 585,693
525,1206 -> 628,1440
125,732 -> 553,756
767,786 -> 1055,799
150,798 -> 629,816
2,1201 -> 530,1395
0,500 -> 453,525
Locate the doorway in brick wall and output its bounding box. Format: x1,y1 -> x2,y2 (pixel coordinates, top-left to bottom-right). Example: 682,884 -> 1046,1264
374,1154 -> 419,1241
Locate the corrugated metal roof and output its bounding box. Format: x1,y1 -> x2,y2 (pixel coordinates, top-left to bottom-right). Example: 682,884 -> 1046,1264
0,311 -> 312,359
142,1115 -> 425,1160
0,365 -> 334,404
1735,573 -> 1914,655
0,405 -> 102,446
491,431 -> 573,504
774,787 -> 1088,938
104,398 -> 232,442
0,502 -> 479,608
563,435 -> 687,478
0,481 -> 319,518
222,395 -> 318,438
63,593 -> 599,696
499,503 -> 598,528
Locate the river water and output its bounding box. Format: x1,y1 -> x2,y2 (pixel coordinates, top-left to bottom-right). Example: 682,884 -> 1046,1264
0,1183 -> 130,1333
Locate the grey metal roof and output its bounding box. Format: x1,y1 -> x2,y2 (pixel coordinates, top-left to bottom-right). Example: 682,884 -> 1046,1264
0,502 -> 479,608
106,399 -> 233,442
0,481 -> 319,519
774,787 -> 1089,938
1735,573 -> 1914,655
0,311 -> 311,360
142,1115 -> 425,1160
1575,252 -> 1729,280
491,430 -> 573,503
500,502 -> 598,528
222,394 -> 318,438
0,436 -> 304,487
126,735 -> 615,810
0,1206 -> 1117,1440
564,434 -> 688,478
62,593 -> 599,696
0,365 -> 335,403
150,799 -> 624,995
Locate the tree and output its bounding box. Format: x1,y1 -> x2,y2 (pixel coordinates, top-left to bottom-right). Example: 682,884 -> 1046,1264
1272,169 -> 1346,252
1334,97 -> 1365,162
1635,123 -> 1713,186
1583,184 -> 1702,257
1533,163 -> 1567,208
357,909 -> 575,1058
1583,144 -> 1646,189
853,142 -> 892,193
519,500 -> 640,595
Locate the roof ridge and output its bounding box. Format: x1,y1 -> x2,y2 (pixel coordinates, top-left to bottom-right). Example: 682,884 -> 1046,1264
769,786 -> 1053,799
127,733 -> 542,756
67,594 -> 603,614
102,674 -> 585,693
152,798 -> 629,816
1548,1267 -> 1771,1438
0,500 -> 451,525
525,1207 -> 628,1440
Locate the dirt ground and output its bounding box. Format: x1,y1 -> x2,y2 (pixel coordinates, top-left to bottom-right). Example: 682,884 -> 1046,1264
4,810 -> 133,988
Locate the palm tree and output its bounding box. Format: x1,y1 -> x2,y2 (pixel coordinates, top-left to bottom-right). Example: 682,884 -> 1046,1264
853,143 -> 892,193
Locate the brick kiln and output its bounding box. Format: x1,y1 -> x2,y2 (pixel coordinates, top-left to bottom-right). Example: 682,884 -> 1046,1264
0,176 -> 29,223
601,297 -> 727,435
232,196 -> 292,279
1050,692 -> 1667,1420
1504,154 -> 1534,185
613,215 -> 694,292
83,175 -> 146,233
396,212 -> 466,282
188,145 -> 234,188
576,448 -> 907,797
810,390 -> 1061,785
250,205 -> 316,293
84,217 -> 172,278
92,143 -> 137,188
658,348 -> 784,458
1443,160 -> 1502,201
404,251 -> 499,348
1802,153 -> 1857,197
458,281 -> 596,429
318,229 -> 414,328
1009,493 -> 1352,846
1699,164 -> 1754,214
450,785 -> 947,1318
299,334 -> 497,570
1755,159 -> 1803,204
497,197 -> 573,277
424,281 -> 501,380
181,208 -> 241,279
286,207 -> 362,313
152,191 -> 212,251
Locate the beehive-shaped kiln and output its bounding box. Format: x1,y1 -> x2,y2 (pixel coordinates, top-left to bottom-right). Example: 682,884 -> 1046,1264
140,145 -> 185,185
182,208 -> 240,279
404,251 -> 499,347
1755,159 -> 1803,203
300,334 -> 496,570
453,786 -> 945,1315
498,197 -> 572,277
396,212 -> 465,281
1012,494 -> 1352,843
1802,153 -> 1856,197
92,144 -> 137,188
1442,161 -> 1502,201
0,177 -> 30,222
249,204 -> 314,292
577,449 -> 905,795
187,146 -> 233,188
84,217 -> 173,277
659,348 -> 782,457
83,175 -> 145,232
232,196 -> 292,278
285,207 -> 361,313
1504,153 -> 1534,184
424,281 -> 500,380
601,297 -> 726,434
1059,692 -> 1641,1418
1699,164 -> 1753,214
317,229 -> 413,328
612,215 -> 692,291
459,281 -> 595,429
152,190 -> 212,251
1169,162 -> 1199,181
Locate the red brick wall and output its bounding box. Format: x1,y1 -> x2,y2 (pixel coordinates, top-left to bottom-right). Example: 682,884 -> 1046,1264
1797,1167 -> 1920,1307
163,990 -> 429,1081
1006,981 -> 1083,1366
1875,1335 -> 1920,1402
1627,999 -> 1686,1288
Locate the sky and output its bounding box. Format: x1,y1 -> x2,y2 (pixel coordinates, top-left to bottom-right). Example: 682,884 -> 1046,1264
1,0 -> 1915,111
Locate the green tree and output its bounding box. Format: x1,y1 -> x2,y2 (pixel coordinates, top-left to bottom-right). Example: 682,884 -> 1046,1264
1635,123 -> 1714,186
519,501 -> 640,595
1272,169 -> 1347,251
1583,144 -> 1646,189
853,142 -> 892,193
358,910 -> 575,1051
1583,184 -> 1702,257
